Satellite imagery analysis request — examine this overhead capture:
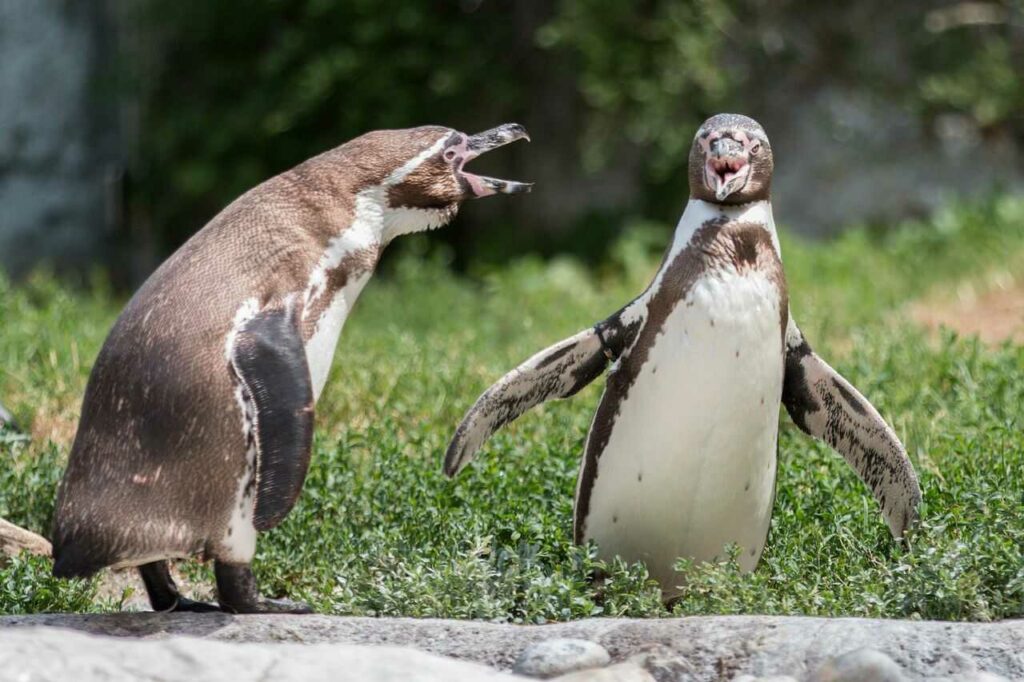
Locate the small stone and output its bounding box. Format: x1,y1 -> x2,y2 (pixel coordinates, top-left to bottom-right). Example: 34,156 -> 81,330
514,639 -> 611,679
626,644 -> 696,680
618,643 -> 700,679
811,648 -> 906,682
929,671 -> 1015,675
553,662 -> 654,681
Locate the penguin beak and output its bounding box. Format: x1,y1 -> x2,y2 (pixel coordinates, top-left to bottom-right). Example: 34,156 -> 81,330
705,136 -> 751,201
459,123 -> 533,197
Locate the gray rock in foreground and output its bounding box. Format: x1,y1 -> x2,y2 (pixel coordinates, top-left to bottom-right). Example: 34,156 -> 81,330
811,647 -> 906,681
929,671 -> 1015,675
0,627 -> 515,682
1,614 -> 1021,681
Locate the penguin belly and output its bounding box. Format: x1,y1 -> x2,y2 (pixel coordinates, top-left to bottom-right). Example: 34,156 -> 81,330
582,268 -> 784,597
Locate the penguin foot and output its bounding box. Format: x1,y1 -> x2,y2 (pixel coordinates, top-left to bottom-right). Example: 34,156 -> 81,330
139,560 -> 220,614
171,597 -> 222,613
223,597 -> 314,615
214,560 -> 313,615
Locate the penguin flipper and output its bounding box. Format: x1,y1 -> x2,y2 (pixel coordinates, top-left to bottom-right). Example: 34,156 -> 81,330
781,322 -> 922,539
230,304 -> 315,532
444,301 -> 645,477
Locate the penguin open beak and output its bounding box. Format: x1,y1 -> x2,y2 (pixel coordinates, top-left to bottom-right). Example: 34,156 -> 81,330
705,137 -> 751,201
459,123 -> 533,197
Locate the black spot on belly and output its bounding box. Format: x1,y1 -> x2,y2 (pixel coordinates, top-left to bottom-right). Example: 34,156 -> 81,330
710,319 -> 715,327
227,527 -> 233,537
749,548 -> 756,557
612,514 -> 619,524
735,350 -> 740,358
637,472 -> 643,482
744,481 -> 750,491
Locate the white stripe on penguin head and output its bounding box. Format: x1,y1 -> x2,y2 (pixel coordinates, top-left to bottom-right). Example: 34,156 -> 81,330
385,131 -> 454,186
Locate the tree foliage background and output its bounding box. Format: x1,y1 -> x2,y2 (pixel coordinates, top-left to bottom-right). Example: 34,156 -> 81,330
120,0 -> 1024,271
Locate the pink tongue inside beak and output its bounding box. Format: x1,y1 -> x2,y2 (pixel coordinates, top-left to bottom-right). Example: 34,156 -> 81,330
463,173 -> 492,197
460,123 -> 533,197
460,168 -> 533,197
707,158 -> 749,200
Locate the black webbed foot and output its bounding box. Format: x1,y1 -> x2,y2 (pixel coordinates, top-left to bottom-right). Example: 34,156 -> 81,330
171,597 -> 223,613
215,561 -> 313,615
223,596 -> 313,615
139,560 -> 218,613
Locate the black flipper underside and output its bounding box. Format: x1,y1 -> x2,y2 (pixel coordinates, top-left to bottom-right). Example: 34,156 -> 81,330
444,300 -> 645,477
781,322 -> 922,538
230,304 -> 315,532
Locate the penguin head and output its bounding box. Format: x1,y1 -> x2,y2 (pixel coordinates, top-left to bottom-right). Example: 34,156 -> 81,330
370,123 -> 531,238
688,114 -> 773,205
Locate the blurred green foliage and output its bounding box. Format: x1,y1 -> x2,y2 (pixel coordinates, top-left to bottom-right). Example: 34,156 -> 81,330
537,0 -> 732,175
914,1 -> 1024,128
128,0 -> 525,256
125,1 -> 1024,265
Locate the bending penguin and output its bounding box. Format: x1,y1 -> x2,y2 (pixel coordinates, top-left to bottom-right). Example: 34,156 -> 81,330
53,123 -> 531,613
445,114 -> 921,600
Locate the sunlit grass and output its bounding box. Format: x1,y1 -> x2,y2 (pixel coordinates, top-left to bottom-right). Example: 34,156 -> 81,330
1,195 -> 1022,619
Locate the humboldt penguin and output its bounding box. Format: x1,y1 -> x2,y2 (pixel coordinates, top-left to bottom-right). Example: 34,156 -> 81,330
445,114 -> 921,600
52,123 -> 531,613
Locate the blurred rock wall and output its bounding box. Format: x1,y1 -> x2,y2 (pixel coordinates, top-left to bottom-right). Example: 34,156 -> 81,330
1,2 -> 1021,279
0,0 -> 120,278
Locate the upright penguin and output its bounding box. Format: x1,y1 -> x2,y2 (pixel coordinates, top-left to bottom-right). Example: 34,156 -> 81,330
53,123 -> 531,613
446,114 -> 921,599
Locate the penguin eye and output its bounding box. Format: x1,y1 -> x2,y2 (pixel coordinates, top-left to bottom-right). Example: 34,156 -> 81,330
750,142 -> 762,155
444,149 -> 457,162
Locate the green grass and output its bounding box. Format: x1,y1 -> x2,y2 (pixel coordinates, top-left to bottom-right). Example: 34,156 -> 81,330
1,196 -> 1022,620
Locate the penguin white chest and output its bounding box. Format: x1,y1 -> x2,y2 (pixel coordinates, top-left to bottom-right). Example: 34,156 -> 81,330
583,267 -> 784,596
301,198 -> 385,401
304,272 -> 373,400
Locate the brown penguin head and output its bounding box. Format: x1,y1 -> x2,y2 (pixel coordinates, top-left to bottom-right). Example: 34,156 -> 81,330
688,114 -> 773,205
358,123 -> 531,236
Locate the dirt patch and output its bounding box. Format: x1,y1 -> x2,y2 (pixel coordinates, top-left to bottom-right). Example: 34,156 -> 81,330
910,278 -> 1024,344
28,401 -> 79,448
94,563 -> 215,612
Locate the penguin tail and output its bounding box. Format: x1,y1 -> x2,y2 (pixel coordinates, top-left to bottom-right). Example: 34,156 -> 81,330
51,546 -> 106,579
50,527 -> 109,579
